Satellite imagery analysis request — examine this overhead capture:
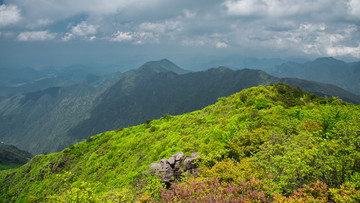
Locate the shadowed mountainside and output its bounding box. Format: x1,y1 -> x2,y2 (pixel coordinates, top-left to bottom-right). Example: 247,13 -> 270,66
268,57 -> 360,94
0,143 -> 32,170
1,59 -> 360,155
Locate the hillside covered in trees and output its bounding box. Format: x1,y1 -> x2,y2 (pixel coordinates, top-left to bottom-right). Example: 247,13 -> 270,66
0,143 -> 32,171
1,84 -> 360,202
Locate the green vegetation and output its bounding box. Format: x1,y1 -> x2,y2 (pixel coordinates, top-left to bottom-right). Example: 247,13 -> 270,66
2,59 -> 360,156
1,84 -> 360,202
0,164 -> 20,171
0,144 -> 32,171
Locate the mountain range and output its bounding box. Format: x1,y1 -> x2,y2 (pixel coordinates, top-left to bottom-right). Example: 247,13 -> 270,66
1,59 -> 360,155
1,84 -> 359,202
268,57 -> 360,95
0,64 -> 123,97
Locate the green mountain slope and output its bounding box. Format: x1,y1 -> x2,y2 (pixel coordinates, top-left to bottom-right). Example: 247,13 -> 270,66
1,84 -> 359,202
0,84 -> 108,155
0,143 -> 32,170
2,59 -> 360,156
269,57 -> 360,95
68,65 -> 360,141
67,67 -> 278,140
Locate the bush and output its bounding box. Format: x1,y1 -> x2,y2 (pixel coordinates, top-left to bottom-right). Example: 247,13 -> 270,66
159,177 -> 270,202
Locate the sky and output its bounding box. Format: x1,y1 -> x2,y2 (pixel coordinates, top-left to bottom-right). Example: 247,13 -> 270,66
0,0 -> 359,68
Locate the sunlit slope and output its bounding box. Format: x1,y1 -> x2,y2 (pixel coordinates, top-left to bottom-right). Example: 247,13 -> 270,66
1,84 -> 359,202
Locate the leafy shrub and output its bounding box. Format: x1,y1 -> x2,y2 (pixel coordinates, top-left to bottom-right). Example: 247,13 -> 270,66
329,182 -> 360,203
159,177 -> 270,203
274,181 -> 328,202
200,158 -> 263,183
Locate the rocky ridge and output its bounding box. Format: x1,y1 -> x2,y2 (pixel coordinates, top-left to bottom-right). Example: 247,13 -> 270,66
149,151 -> 199,187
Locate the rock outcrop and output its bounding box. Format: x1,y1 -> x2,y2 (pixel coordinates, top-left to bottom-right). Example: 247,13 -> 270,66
149,151 -> 199,186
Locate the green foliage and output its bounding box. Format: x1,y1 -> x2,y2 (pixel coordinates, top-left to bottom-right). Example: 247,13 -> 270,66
1,84 -> 360,202
160,177 -> 270,202
46,172 -> 100,202
329,182 -> 360,203
0,163 -> 20,170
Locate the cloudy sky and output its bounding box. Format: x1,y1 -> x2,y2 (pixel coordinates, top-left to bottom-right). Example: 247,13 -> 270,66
0,0 -> 359,67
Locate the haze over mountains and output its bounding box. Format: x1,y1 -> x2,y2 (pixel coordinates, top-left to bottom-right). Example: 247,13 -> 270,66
0,58 -> 359,155
268,57 -> 360,95
0,64 -> 124,97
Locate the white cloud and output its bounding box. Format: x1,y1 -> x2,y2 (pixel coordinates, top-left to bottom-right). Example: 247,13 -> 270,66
133,32 -> 158,44
0,5 -> 21,27
223,0 -> 268,16
216,42 -> 229,48
222,0 -> 347,19
111,31 -> 133,42
71,21 -> 97,36
348,0 -> 360,19
11,0 -> 163,24
182,36 -> 229,48
139,20 -> 183,33
1,0 -> 360,60
61,33 -> 73,41
17,30 -> 56,41
110,31 -> 158,44
326,45 -> 360,58
183,9 -> 196,19
62,21 -> 98,41
262,23 -> 360,58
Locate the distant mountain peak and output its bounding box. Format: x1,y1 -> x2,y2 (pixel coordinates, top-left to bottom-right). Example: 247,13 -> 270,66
159,58 -> 172,63
138,59 -> 188,75
312,57 -> 344,64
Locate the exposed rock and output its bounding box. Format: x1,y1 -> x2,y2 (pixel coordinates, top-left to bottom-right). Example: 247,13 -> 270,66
149,151 -> 199,186
184,152 -> 199,171
39,168 -> 44,180
149,163 -> 163,171
48,162 -> 55,173
163,168 -> 174,182
174,161 -> 181,171
174,151 -> 184,161
30,175 -> 35,182
167,156 -> 175,166
6,172 -> 16,182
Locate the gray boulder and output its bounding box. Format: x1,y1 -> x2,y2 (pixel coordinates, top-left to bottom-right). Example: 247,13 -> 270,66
149,151 -> 199,185
184,152 -> 199,171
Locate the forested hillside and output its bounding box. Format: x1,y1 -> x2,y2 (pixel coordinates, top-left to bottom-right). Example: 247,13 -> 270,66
1,59 -> 360,156
0,84 -> 107,155
67,62 -> 360,143
0,143 -> 32,171
1,84 -> 359,202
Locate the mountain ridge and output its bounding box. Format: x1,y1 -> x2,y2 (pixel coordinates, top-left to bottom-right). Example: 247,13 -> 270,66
138,59 -> 188,75
268,57 -> 360,94
1,59 -> 360,155
1,83 -> 359,202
